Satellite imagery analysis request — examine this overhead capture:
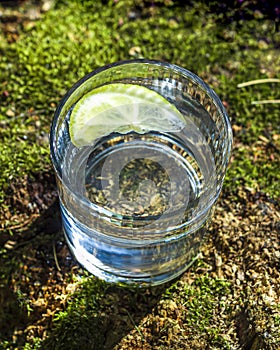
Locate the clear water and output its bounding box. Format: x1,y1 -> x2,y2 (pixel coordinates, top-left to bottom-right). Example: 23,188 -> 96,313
58,97 -> 219,285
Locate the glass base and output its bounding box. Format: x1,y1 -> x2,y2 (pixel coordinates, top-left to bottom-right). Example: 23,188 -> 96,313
64,227 -> 201,287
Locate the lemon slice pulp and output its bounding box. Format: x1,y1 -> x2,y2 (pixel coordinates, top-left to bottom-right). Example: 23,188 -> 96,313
69,83 -> 185,147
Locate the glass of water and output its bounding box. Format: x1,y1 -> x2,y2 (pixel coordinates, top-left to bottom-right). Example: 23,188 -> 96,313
50,59 -> 232,286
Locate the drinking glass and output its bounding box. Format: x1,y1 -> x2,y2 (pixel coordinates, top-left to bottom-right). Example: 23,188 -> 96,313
50,59 -> 232,286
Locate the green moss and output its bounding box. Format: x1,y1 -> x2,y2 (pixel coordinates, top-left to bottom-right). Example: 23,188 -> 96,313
42,277 -> 109,350
162,275 -> 233,348
0,2 -> 279,346
41,276 -> 164,350
224,139 -> 280,196
0,0 -> 279,203
0,0 -> 279,202
23,338 -> 42,350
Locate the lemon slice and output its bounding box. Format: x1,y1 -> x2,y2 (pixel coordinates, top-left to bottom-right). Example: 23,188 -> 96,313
69,83 -> 185,147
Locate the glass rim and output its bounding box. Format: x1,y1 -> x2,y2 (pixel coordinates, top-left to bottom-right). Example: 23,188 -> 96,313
50,59 -> 232,232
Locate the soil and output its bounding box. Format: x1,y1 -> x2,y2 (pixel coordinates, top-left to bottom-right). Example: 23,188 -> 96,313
1,170 -> 279,349
0,1 -> 279,349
